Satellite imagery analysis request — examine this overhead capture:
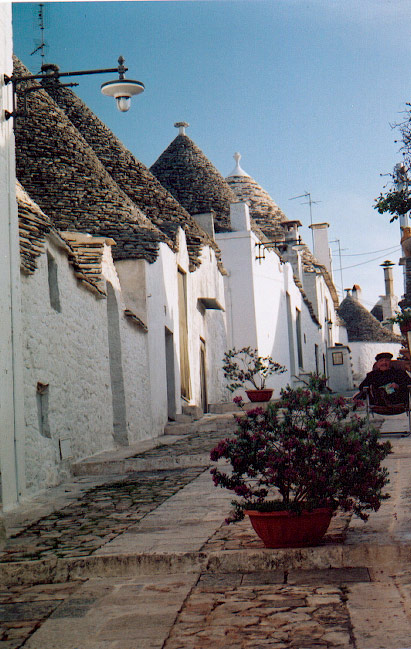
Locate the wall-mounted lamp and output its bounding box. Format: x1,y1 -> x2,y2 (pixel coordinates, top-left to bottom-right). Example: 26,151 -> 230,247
100,56 -> 144,112
4,56 -> 144,124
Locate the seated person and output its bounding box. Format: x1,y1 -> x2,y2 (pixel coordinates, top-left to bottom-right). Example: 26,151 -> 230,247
354,352 -> 411,408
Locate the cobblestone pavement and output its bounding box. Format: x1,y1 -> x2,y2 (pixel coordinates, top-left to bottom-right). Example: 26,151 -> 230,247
0,467 -> 204,563
0,415 -> 410,649
131,428 -> 233,460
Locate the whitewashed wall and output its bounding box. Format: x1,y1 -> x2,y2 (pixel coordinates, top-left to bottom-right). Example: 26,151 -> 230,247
21,238 -> 114,493
0,3 -> 26,510
184,237 -> 227,407
217,224 -> 325,398
117,230 -> 227,429
102,248 -> 153,445
349,341 -> 403,387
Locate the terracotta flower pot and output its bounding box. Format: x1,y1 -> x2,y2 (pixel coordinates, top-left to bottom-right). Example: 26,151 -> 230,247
244,507 -> 333,548
245,389 -> 273,402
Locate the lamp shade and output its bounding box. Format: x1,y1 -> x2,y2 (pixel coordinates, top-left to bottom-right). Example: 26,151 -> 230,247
101,79 -> 145,100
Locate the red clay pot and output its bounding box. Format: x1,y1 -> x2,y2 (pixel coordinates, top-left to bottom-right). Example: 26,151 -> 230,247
245,389 -> 273,402
244,507 -> 333,548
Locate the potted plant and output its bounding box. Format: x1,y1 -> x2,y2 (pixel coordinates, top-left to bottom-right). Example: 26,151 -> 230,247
210,376 -> 391,548
222,347 -> 286,402
388,308 -> 411,334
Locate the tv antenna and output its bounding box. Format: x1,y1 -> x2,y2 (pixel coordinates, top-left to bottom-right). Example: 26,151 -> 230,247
289,192 -> 321,246
30,4 -> 47,67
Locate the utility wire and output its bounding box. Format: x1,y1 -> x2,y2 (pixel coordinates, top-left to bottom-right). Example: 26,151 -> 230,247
331,244 -> 400,257
334,248 -> 401,271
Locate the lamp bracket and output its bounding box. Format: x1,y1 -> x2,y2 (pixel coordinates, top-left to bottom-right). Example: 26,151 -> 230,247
4,56 -> 128,125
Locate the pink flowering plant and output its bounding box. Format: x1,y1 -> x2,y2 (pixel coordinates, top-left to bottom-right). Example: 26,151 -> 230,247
210,376 -> 391,523
222,347 -> 286,392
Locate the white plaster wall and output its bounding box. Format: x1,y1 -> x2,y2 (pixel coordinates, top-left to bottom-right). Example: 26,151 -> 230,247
144,243 -> 180,430
102,247 -> 153,444
184,241 -> 227,407
349,341 -> 403,387
0,3 -> 26,510
21,240 -> 114,494
217,231 -> 257,350
217,228 -> 326,398
122,231 -> 228,426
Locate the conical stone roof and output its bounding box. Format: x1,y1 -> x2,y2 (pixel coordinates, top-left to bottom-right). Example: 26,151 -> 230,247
227,153 -> 339,307
150,132 -> 238,232
42,77 -> 223,272
13,58 -> 170,263
226,154 -> 287,240
338,296 -> 401,343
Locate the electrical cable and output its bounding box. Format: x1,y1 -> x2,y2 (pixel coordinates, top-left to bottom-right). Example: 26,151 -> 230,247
331,244 -> 401,257
334,247 -> 401,271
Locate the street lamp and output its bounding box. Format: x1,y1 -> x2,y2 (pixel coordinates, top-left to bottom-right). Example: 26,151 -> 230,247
4,56 -> 144,123
100,56 -> 144,112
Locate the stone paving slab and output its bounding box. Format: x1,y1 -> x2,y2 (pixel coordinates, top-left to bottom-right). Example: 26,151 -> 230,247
2,570 -> 409,649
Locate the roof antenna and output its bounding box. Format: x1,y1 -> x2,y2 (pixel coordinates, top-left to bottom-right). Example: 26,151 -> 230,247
30,4 -> 47,68
289,192 -> 321,247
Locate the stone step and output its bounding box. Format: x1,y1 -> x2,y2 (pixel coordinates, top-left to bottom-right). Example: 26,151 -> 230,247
71,453 -> 212,476
1,542 -> 410,588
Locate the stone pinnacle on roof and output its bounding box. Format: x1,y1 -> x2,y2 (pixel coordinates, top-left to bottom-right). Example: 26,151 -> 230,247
174,121 -> 189,135
228,152 -> 250,178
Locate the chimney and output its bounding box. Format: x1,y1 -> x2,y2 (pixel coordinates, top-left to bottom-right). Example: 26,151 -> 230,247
381,260 -> 394,297
352,284 -> 362,303
230,201 -> 251,232
280,220 -> 304,284
380,260 -> 398,324
309,222 -> 332,275
193,212 -> 215,239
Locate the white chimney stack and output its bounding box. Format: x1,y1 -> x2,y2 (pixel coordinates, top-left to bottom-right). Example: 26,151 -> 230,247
309,222 -> 332,276
230,202 -> 251,231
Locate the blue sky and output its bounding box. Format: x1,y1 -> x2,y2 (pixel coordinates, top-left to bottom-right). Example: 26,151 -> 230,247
12,0 -> 411,310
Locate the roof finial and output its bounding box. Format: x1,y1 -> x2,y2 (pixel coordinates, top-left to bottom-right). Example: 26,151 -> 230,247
227,152 -> 250,178
174,121 -> 189,135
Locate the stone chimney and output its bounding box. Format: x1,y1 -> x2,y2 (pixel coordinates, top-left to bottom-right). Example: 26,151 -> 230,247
192,212 -> 215,239
352,284 -> 362,303
280,220 -> 304,284
380,260 -> 398,325
309,222 -> 332,275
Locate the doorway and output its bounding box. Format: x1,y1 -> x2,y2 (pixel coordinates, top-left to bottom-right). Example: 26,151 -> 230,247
165,328 -> 176,420
200,338 -> 208,413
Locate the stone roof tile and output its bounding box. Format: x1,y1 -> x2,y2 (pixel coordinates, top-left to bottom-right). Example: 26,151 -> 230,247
42,80 -> 224,272
13,57 -> 169,264
150,133 -> 238,232
17,182 -> 109,296
338,296 -> 402,343
226,174 -> 287,239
